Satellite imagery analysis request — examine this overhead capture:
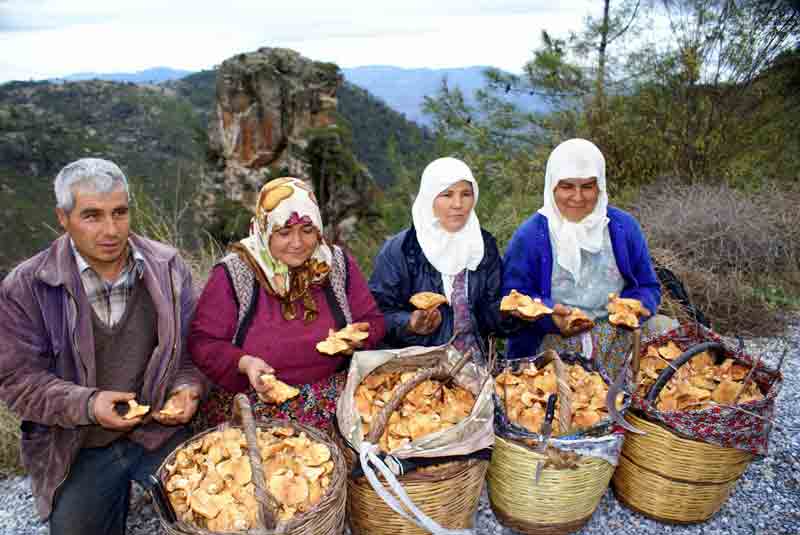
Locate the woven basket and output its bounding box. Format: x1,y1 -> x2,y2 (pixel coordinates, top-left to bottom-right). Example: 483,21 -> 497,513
488,436 -> 614,535
487,351 -> 616,535
612,411 -> 752,523
152,394 -> 347,535
340,358 -> 489,535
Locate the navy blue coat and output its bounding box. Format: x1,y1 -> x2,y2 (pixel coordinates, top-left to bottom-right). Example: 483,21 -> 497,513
368,227 -> 514,356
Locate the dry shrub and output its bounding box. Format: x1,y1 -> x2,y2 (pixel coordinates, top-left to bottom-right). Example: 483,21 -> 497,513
0,401 -> 22,477
633,181 -> 800,336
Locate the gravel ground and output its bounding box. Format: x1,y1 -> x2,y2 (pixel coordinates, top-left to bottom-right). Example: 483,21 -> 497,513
1,319 -> 798,535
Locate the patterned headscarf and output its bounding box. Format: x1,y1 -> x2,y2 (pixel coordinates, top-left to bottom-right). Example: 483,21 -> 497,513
232,177 -> 333,322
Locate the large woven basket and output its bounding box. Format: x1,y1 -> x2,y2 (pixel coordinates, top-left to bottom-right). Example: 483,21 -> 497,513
487,351 -> 616,535
613,340 -> 755,523
339,359 -> 489,535
612,411 -> 752,523
488,436 -> 614,534
152,394 -> 347,535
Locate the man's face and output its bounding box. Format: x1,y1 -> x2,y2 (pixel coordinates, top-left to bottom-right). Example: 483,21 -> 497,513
56,187 -> 130,270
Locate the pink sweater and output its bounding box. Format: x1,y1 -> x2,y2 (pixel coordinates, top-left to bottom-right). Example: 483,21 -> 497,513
189,253 -> 386,391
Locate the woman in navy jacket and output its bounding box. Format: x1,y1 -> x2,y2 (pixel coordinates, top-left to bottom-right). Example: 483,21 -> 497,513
369,157 -> 511,360
503,139 -> 670,377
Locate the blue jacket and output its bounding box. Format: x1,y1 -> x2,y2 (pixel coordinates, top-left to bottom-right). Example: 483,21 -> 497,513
368,227 -> 513,356
503,206 -> 661,358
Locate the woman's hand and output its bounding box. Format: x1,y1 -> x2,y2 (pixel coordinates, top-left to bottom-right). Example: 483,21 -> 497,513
238,355 -> 275,393
550,304 -> 575,335
342,322 -> 370,354
407,308 -> 442,335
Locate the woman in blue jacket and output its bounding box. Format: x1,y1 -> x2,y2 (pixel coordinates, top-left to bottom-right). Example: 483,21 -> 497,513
503,139 -> 672,377
369,157 -> 511,360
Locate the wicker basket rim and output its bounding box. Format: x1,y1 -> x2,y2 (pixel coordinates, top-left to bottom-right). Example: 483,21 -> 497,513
155,418 -> 347,534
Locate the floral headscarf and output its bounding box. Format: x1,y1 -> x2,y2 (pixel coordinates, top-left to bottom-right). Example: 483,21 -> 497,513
232,177 -> 333,322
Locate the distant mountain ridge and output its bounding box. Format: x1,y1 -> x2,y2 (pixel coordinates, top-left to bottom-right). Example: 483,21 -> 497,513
342,65 -> 548,125
51,65 -> 547,125
55,67 -> 192,84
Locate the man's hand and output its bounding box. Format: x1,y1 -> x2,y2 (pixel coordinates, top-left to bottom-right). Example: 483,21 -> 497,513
152,386 -> 201,426
407,308 -> 442,336
238,355 -> 275,393
92,390 -> 143,430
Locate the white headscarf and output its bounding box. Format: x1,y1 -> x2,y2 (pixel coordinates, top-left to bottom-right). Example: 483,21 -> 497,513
537,138 -> 609,284
412,157 -> 485,300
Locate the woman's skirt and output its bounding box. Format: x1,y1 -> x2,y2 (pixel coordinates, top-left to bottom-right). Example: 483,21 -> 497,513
193,372 -> 347,435
539,315 -> 678,380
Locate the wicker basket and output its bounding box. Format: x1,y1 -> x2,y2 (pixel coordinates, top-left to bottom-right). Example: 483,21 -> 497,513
339,360 -> 489,535
487,351 -> 616,535
151,394 -> 347,535
613,340 -> 755,523
612,411 -> 752,523
488,436 -> 614,534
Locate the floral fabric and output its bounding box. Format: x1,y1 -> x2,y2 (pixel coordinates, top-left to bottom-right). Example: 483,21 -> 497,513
194,372 -> 347,435
451,269 -> 479,355
631,323 -> 783,455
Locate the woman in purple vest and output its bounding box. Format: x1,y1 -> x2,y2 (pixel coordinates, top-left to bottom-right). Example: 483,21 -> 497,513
189,177 -> 385,432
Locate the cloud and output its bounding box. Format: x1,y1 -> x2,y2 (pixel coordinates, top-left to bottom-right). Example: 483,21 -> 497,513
0,1 -> 598,83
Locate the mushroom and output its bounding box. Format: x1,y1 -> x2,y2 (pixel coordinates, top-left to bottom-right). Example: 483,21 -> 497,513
217,456 -> 252,487
123,399 -> 150,420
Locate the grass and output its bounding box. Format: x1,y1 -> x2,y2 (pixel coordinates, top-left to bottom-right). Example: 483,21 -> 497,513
0,402 -> 21,478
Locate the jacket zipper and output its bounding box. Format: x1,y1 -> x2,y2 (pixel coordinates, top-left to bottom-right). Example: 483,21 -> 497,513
151,262 -> 179,404
53,290 -> 85,506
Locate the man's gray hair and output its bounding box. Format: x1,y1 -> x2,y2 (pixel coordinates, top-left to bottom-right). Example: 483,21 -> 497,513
54,158 -> 130,212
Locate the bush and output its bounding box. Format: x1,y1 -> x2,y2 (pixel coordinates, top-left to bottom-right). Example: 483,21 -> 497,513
632,180 -> 800,335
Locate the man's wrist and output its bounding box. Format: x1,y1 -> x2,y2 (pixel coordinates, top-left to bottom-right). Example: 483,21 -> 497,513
86,391 -> 99,424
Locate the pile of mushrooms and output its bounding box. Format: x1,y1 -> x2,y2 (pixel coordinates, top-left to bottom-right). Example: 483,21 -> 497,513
164,426 -> 334,530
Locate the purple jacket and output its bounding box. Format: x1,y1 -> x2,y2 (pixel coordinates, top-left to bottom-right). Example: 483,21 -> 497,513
0,233 -> 207,519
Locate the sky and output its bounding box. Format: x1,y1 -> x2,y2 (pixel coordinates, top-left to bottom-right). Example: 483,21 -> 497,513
0,0 -> 602,83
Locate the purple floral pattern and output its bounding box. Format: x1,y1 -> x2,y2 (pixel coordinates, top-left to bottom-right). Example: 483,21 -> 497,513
451,269 -> 479,355
194,372 -> 347,435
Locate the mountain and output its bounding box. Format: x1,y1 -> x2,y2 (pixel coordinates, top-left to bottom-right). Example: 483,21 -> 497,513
0,66 -> 434,268
55,67 -> 192,84
0,79 -> 206,268
341,65 -> 549,125
52,65 -> 547,126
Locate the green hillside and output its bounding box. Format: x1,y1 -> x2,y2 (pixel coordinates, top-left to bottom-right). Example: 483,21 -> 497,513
0,72 -> 433,269
0,79 -> 206,268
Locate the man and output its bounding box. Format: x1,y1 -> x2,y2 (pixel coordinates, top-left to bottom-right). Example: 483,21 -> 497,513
0,158 -> 207,534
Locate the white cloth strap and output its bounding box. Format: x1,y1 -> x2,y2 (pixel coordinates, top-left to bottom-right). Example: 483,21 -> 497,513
358,442 -> 474,535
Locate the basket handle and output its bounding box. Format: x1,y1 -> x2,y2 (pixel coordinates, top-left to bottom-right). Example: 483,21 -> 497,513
547,351 -> 573,435
645,342 -> 725,404
233,393 -> 281,531
365,363 -> 455,445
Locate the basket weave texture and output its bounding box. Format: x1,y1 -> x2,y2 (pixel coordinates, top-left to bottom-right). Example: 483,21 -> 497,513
337,352 -> 490,535
345,454 -> 488,535
155,416 -> 347,535
488,435 -> 614,535
612,411 -> 752,523
488,351 -> 618,535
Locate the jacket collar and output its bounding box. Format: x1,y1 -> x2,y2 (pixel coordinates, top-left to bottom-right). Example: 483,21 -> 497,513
35,233 -> 177,289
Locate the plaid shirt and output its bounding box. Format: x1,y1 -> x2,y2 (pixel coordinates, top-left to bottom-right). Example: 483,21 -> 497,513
72,240 -> 145,327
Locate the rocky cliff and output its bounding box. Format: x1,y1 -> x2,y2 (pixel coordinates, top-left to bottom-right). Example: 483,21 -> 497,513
204,47 -> 378,238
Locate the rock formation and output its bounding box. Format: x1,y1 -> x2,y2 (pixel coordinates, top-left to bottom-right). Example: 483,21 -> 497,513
208,48 -> 339,203
205,47 -> 378,239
